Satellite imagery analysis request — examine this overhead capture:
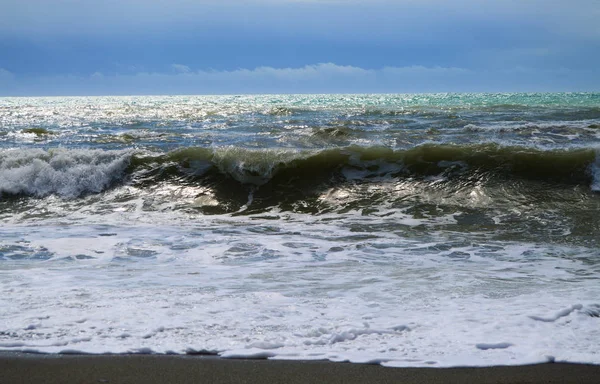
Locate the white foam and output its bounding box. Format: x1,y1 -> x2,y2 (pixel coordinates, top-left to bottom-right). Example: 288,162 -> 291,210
0,148 -> 132,197
1,214 -> 599,367
529,304 -> 583,322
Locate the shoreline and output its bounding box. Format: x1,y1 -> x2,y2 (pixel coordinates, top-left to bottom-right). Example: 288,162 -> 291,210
2,352 -> 599,384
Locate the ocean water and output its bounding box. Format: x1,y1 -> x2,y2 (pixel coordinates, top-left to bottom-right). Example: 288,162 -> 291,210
1,93 -> 599,367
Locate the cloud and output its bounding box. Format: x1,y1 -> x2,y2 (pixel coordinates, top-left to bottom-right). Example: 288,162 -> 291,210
171,64 -> 192,74
2,0 -> 597,85
1,63 -> 598,96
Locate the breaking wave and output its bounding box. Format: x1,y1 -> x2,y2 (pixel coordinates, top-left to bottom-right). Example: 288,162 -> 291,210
1,144 -> 599,199
0,148 -> 132,198
131,143 -> 598,188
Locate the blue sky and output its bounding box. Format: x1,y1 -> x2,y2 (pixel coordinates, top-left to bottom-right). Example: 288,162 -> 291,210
1,0 -> 599,95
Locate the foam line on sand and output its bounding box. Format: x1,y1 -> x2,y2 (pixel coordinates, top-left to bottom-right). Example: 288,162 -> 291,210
1,353 -> 600,384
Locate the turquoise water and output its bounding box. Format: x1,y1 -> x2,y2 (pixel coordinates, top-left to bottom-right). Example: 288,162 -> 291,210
2,93 -> 600,152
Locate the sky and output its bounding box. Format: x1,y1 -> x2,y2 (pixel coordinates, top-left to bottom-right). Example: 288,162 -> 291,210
1,0 -> 599,96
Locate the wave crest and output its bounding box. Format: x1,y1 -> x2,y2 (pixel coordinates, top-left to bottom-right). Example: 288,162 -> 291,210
0,148 -> 132,198
2,144 -> 598,201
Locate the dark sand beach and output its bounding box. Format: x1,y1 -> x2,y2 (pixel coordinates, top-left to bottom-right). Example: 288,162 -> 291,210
1,353 -> 599,384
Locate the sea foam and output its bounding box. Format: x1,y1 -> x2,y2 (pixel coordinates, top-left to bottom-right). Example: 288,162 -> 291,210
0,148 -> 132,198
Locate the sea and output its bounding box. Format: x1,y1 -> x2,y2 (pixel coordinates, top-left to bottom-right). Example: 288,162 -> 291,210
1,93 -> 599,367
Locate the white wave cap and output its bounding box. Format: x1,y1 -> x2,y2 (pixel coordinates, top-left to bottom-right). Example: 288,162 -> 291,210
0,148 -> 132,198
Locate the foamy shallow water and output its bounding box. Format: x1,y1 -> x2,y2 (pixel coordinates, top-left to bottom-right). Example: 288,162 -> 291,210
1,210 -> 599,367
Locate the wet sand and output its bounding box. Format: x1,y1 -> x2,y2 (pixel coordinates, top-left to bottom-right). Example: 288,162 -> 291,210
1,353 -> 599,384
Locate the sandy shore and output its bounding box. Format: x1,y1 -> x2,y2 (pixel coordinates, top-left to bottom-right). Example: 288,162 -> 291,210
1,353 -> 599,384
